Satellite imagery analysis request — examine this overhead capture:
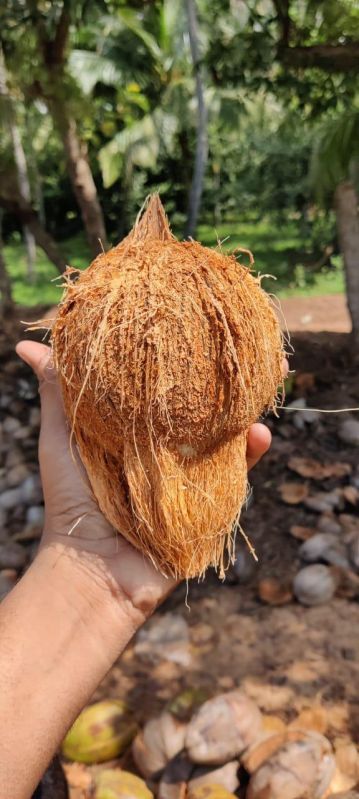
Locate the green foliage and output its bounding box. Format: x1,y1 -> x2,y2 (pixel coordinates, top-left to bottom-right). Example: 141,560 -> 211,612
1,0 -> 358,304
5,221 -> 343,307
311,109 -> 359,200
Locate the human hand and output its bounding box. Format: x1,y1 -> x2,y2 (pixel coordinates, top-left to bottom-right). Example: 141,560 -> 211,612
16,340 -> 274,619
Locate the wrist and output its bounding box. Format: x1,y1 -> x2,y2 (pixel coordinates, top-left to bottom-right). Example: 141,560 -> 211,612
0,541 -> 142,799
35,541 -> 144,658
40,523 -> 173,622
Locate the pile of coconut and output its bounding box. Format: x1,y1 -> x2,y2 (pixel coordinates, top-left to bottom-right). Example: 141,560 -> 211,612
61,689 -> 359,798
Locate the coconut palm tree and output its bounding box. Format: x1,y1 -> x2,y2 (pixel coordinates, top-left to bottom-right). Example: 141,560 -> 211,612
311,109 -> 359,346
72,1 -> 248,240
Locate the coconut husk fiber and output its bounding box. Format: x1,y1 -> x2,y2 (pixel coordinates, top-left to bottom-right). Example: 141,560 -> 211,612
51,195 -> 284,579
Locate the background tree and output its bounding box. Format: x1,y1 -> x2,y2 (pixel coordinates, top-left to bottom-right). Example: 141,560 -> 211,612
7,0 -> 109,257
0,209 -> 13,319
185,0 -> 208,237
311,110 -> 359,345
0,44 -> 36,282
0,0 -> 358,326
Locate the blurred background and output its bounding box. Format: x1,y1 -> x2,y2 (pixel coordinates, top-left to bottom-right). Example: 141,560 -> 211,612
1,3 -> 359,798
0,0 -> 358,331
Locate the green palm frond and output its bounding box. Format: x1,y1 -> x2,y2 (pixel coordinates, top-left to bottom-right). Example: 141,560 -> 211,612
101,11 -> 162,63
159,0 -> 186,55
98,108 -> 178,188
311,109 -> 359,200
99,115 -> 159,187
69,50 -> 123,94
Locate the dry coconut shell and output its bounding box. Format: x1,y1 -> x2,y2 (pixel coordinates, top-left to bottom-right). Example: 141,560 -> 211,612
93,769 -> 153,799
188,786 -> 237,799
246,731 -> 336,799
52,195 -> 283,579
188,761 -> 239,794
185,690 -> 262,765
158,753 -> 194,799
62,700 -> 137,764
132,712 -> 187,780
242,729 -> 310,774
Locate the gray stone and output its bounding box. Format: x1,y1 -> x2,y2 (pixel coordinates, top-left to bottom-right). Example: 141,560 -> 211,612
0,487 -> 23,511
5,448 -> 24,469
299,408 -> 321,424
26,505 -> 44,527
323,548 -> 351,569
304,491 -> 342,514
0,569 -> 17,599
0,394 -> 11,409
338,418 -> 359,446
13,425 -> 32,441
348,534 -> 359,572
317,514 -> 342,535
2,416 -> 21,435
6,464 -> 30,488
20,474 -> 43,504
231,546 -> 257,583
29,406 -> 41,428
299,533 -> 340,562
0,541 -> 27,570
350,473 -> 359,489
299,533 -> 350,568
0,507 -> 7,530
293,564 -> 337,606
135,612 -> 191,666
286,398 -> 321,429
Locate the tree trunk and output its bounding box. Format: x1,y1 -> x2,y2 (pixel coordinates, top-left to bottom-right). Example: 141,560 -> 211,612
52,108 -> 108,257
334,180 -> 359,345
9,118 -> 36,282
213,163 -> 222,227
28,0 -> 108,258
185,0 -> 208,238
0,195 -> 67,274
25,110 -> 46,226
0,45 -> 36,282
0,210 -> 14,318
26,214 -> 68,274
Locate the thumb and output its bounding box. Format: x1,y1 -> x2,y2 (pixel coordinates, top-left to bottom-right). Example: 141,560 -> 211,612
16,341 -> 54,383
16,340 -> 68,439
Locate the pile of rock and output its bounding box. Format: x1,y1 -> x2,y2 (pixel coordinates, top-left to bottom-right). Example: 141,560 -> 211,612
235,404 -> 359,607
0,352 -> 43,598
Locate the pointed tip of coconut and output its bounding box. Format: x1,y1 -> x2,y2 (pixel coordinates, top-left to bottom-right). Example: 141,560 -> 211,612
127,193 -> 174,244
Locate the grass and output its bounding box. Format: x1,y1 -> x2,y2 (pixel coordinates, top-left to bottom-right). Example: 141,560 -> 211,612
197,219 -> 344,298
5,220 -> 344,308
5,233 -> 91,308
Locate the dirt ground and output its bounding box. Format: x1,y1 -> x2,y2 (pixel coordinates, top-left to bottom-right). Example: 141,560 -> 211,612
280,293 -> 351,333
77,332 -> 359,789
2,304 -> 358,796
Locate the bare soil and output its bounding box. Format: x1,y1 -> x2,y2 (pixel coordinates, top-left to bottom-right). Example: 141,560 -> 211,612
280,293 -> 351,333
3,307 -> 359,796
89,332 -> 359,744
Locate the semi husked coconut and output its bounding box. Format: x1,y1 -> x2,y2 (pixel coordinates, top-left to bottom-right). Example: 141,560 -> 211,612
52,195 -> 283,578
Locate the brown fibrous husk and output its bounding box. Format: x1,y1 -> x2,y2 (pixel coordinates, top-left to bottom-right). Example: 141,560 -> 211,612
51,195 -> 284,579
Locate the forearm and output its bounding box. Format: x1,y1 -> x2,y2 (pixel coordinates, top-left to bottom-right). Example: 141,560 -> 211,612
0,543 -> 142,799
